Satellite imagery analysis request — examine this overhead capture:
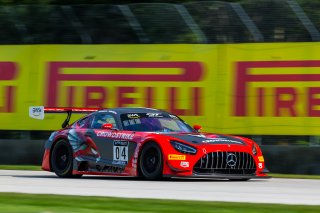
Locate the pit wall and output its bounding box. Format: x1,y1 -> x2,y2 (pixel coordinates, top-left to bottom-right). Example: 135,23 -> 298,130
2,43 -> 320,135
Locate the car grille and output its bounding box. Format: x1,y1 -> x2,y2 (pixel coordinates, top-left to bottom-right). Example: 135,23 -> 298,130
193,152 -> 256,175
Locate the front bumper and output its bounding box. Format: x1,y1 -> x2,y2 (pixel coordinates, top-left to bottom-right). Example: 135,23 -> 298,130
165,149 -> 270,179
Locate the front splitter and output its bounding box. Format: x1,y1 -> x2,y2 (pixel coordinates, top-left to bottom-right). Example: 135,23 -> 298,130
164,173 -> 271,179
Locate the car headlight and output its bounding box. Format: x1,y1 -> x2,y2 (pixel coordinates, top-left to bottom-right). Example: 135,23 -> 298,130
170,140 -> 197,155
252,144 -> 257,156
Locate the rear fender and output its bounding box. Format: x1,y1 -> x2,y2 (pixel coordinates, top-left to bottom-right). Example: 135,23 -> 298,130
47,135 -> 71,172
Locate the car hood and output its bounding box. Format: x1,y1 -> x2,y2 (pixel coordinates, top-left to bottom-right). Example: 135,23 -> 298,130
161,133 -> 247,146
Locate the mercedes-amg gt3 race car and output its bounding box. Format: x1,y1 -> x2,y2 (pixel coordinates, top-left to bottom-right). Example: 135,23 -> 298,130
29,106 -> 269,180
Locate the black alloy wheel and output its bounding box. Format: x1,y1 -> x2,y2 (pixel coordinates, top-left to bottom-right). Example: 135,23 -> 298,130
51,139 -> 80,178
139,142 -> 163,180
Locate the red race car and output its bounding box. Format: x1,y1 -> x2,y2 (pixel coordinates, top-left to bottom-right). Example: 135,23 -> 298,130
29,106 -> 269,180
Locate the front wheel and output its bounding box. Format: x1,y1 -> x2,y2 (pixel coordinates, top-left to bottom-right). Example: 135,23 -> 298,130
139,142 -> 163,180
51,139 -> 81,178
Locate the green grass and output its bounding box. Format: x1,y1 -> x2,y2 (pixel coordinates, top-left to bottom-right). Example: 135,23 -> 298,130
0,165 -> 41,171
269,173 -> 320,179
0,193 -> 319,213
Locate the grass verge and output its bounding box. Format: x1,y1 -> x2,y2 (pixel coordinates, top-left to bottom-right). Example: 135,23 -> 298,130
0,193 -> 319,213
0,165 -> 41,171
269,173 -> 320,179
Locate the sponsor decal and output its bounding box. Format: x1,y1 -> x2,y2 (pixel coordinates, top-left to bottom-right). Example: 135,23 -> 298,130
202,148 -> 207,154
258,156 -> 264,162
128,113 -> 140,119
29,106 -> 44,120
168,154 -> 186,160
96,131 -> 134,140
169,114 -> 178,119
146,113 -> 163,117
112,160 -> 127,166
114,140 -> 129,146
258,162 -> 263,169
180,161 -> 189,168
202,138 -> 243,144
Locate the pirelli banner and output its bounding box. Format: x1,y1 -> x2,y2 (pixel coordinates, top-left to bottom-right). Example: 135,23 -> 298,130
1,43 -> 320,135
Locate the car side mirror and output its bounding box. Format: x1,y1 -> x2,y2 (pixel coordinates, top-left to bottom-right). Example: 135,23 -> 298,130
193,124 -> 202,132
102,123 -> 113,129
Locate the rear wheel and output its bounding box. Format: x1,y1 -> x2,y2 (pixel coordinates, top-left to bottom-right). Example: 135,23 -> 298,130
139,142 -> 163,180
51,139 -> 81,178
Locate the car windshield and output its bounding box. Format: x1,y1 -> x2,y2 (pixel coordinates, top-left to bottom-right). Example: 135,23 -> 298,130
120,113 -> 194,133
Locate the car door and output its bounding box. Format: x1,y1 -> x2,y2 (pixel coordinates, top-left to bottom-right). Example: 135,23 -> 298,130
83,112 -> 117,164
86,112 -> 138,168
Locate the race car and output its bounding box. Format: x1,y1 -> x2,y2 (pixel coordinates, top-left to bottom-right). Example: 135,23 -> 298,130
29,106 -> 269,180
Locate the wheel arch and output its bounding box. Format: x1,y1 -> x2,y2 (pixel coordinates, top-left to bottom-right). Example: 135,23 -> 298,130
48,136 -> 70,172
137,139 -> 164,177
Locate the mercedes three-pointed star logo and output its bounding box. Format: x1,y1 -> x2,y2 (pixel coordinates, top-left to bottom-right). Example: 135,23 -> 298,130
226,153 -> 237,167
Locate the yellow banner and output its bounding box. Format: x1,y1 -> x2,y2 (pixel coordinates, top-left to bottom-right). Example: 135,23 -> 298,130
222,42 -> 320,135
1,43 -> 320,135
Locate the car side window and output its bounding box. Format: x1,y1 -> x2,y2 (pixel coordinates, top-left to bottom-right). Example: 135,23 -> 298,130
76,116 -> 91,128
91,113 -> 117,129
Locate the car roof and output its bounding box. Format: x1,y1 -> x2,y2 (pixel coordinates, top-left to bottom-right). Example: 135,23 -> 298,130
98,107 -> 168,114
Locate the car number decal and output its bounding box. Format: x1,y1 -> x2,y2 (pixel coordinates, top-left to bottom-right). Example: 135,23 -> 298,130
113,141 -> 129,163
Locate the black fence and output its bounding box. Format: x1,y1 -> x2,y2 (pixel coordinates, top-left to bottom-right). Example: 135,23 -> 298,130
1,0 -> 320,147
0,0 -> 320,44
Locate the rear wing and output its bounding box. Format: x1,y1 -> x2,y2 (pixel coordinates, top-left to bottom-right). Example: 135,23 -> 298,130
29,106 -> 100,128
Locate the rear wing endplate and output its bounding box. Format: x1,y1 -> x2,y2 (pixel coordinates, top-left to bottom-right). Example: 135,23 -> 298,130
29,106 -> 100,128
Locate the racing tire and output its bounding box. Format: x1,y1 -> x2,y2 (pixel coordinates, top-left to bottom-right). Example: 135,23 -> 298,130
51,139 -> 81,178
139,142 -> 163,180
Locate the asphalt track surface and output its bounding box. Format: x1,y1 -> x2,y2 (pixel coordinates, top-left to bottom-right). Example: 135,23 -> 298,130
1,170 -> 320,205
